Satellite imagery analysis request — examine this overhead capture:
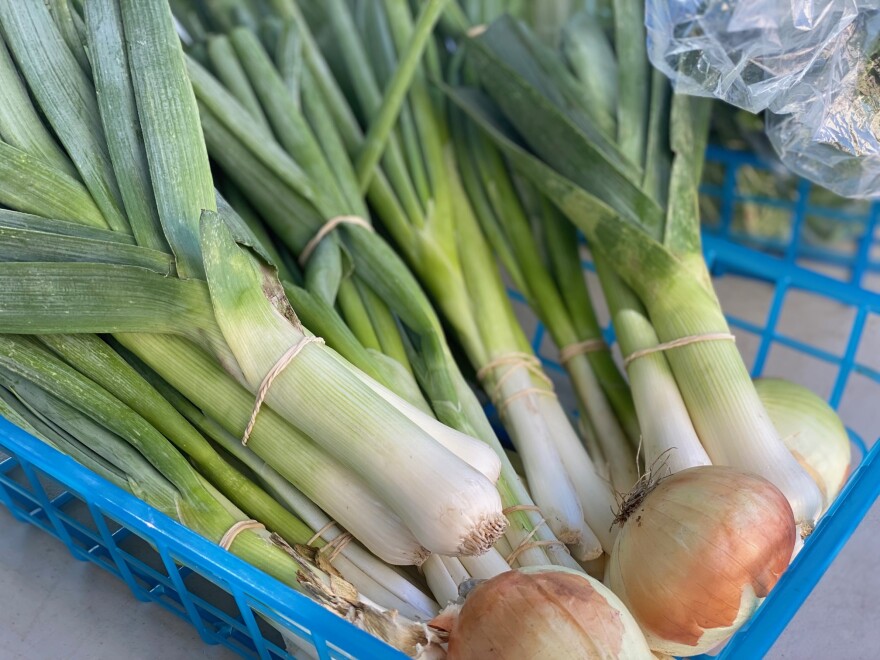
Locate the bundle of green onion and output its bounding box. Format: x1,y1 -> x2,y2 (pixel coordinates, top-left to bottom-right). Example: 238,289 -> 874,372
0,0 -> 855,658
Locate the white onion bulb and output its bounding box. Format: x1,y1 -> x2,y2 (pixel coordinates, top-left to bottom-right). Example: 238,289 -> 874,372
755,377 -> 851,508
609,466 -> 796,656
433,566 -> 653,659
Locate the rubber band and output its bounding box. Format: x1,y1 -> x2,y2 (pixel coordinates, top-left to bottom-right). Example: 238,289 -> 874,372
307,521 -> 339,547
242,335 -> 325,445
501,504 -> 540,515
298,215 -> 373,267
319,532 -> 354,564
476,352 -> 555,417
503,517 -> 566,566
559,338 -> 608,363
476,352 -> 543,383
507,540 -> 567,566
219,519 -> 265,550
496,387 -> 555,416
500,507 -> 567,566
623,332 -> 736,368
492,361 -> 553,396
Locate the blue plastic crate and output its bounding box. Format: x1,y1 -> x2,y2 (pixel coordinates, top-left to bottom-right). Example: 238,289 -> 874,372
701,146 -> 880,287
1,146 -> 880,659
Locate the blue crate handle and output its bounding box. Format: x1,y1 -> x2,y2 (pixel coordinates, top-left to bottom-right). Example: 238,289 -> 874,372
702,146 -> 880,287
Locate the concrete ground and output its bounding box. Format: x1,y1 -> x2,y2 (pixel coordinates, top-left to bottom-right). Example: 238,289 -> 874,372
0,263 -> 877,659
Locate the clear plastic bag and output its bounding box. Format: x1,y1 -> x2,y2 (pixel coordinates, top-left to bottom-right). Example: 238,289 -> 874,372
766,10 -> 880,198
646,0 -> 868,114
647,0 -> 880,197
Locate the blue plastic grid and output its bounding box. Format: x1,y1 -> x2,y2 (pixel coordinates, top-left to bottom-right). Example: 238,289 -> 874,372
701,145 -> 880,287
1,148 -> 879,659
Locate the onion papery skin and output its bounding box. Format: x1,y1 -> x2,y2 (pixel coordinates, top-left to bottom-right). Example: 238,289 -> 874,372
444,566 -> 653,659
609,466 -> 796,656
755,378 -> 851,509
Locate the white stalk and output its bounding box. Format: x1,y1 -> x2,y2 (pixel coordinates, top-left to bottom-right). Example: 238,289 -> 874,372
597,257 -> 711,477
628,354 -> 711,473
118,332 -> 430,566
441,555 -> 472,588
537,395 -> 616,555
493,363 -> 593,551
566,354 -> 638,492
459,547 -> 510,579
493,533 -> 513,561
202,418 -> 439,617
423,554 -> 459,606
351,366 -> 502,482
201,216 -> 507,556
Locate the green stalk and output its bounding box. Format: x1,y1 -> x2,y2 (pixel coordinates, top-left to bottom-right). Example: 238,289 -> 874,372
48,0 -> 90,75
322,0 -> 426,224
206,34 -> 273,136
355,279 -> 413,372
0,34 -> 78,177
357,1 -> 432,209
613,0 -> 649,167
0,367 -> 177,509
0,258 -> 239,375
0,210 -> 131,244
121,0 -> 216,278
37,333 -> 314,547
664,93 -> 714,289
540,203 -> 640,444
117,331 -> 432,567
337,278 -> 383,351
199,211 -> 506,557
84,0 -> 168,252
561,12 -> 617,137
355,0 -> 450,192
230,27 -> 354,216
0,141 -> 108,227
0,225 -> 173,273
0,0 -> 129,233
641,68 -> 672,206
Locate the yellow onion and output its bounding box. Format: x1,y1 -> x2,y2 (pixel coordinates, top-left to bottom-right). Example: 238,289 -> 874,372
755,378 -> 851,508
432,566 -> 653,659
609,466 -> 796,657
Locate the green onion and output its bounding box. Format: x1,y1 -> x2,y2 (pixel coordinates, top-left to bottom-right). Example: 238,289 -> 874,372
451,21 -> 823,527
200,211 -> 506,557
179,11 -> 565,569
310,0 -> 615,555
